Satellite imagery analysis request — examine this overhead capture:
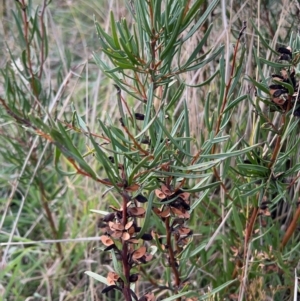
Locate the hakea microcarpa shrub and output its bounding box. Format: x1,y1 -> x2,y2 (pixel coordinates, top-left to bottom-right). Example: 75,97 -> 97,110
269,46 -> 300,115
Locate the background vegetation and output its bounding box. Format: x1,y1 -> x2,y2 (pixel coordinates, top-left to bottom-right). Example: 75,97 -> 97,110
1,0 -> 300,300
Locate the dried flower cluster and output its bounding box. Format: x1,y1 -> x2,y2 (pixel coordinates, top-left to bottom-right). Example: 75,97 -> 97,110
154,184 -> 191,219
153,184 -> 192,275
269,46 -> 300,115
98,181 -> 193,299
99,187 -> 154,300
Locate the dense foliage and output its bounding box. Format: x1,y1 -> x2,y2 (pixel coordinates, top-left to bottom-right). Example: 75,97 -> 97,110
1,1 -> 300,300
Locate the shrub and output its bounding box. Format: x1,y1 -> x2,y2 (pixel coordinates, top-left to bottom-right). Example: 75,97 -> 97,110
1,1 -> 300,300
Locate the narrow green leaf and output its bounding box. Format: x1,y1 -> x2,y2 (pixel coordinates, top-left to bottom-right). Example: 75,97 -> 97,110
198,280 -> 236,300
171,160 -> 219,171
237,164 -> 269,175
253,48 -> 267,86
135,0 -> 151,35
246,76 -> 270,95
133,24 -> 140,59
200,143 -> 261,160
204,92 -> 212,131
190,186 -> 210,210
140,82 -> 154,135
189,242 -> 207,257
223,95 -> 247,113
54,146 -> 76,176
153,0 -> 162,32
111,250 -> 126,283
171,110 -> 185,136
95,21 -> 118,50
187,180 -> 220,193
71,105 -> 88,132
113,59 -> 139,70
136,191 -> 154,239
118,37 -> 140,65
155,118 -> 193,157
85,271 -> 108,285
100,48 -> 127,61
160,8 -> 184,60
218,51 -> 225,114
161,291 -> 195,301
250,20 -> 278,56
184,46 -> 224,72
155,169 -> 213,179
259,57 -> 290,68
273,79 -> 294,96
165,82 -> 185,111
51,126 -> 97,179
90,209 -> 110,215
182,0 -> 218,42
185,69 -> 219,88
182,0 -> 205,28
12,10 -> 26,48
128,155 -> 150,184
108,127 -> 132,149
88,129 -> 120,187
56,123 -> 81,157
184,100 -> 191,154
232,204 -> 244,237
110,11 -> 121,49
120,17 -> 131,41
240,183 -> 265,197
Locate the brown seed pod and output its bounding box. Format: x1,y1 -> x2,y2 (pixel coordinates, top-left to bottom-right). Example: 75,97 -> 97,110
107,271 -> 120,285
128,238 -> 140,244
125,183 -> 140,192
124,221 -> 133,230
122,232 -> 131,240
155,189 -> 166,199
161,184 -> 173,196
111,231 -> 123,239
178,226 -> 192,236
132,246 -> 146,260
100,235 -> 114,246
109,221 -> 125,231
178,192 -> 190,202
127,207 -> 146,217
160,207 -> 171,218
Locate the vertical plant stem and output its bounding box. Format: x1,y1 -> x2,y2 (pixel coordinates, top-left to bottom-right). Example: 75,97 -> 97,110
165,217 -> 180,296
210,24 -> 247,203
38,0 -> 48,79
281,204 -> 300,250
121,192 -> 132,301
213,22 -> 247,146
19,0 -> 39,99
39,182 -> 63,259
244,206 -> 259,247
268,134 -> 281,169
